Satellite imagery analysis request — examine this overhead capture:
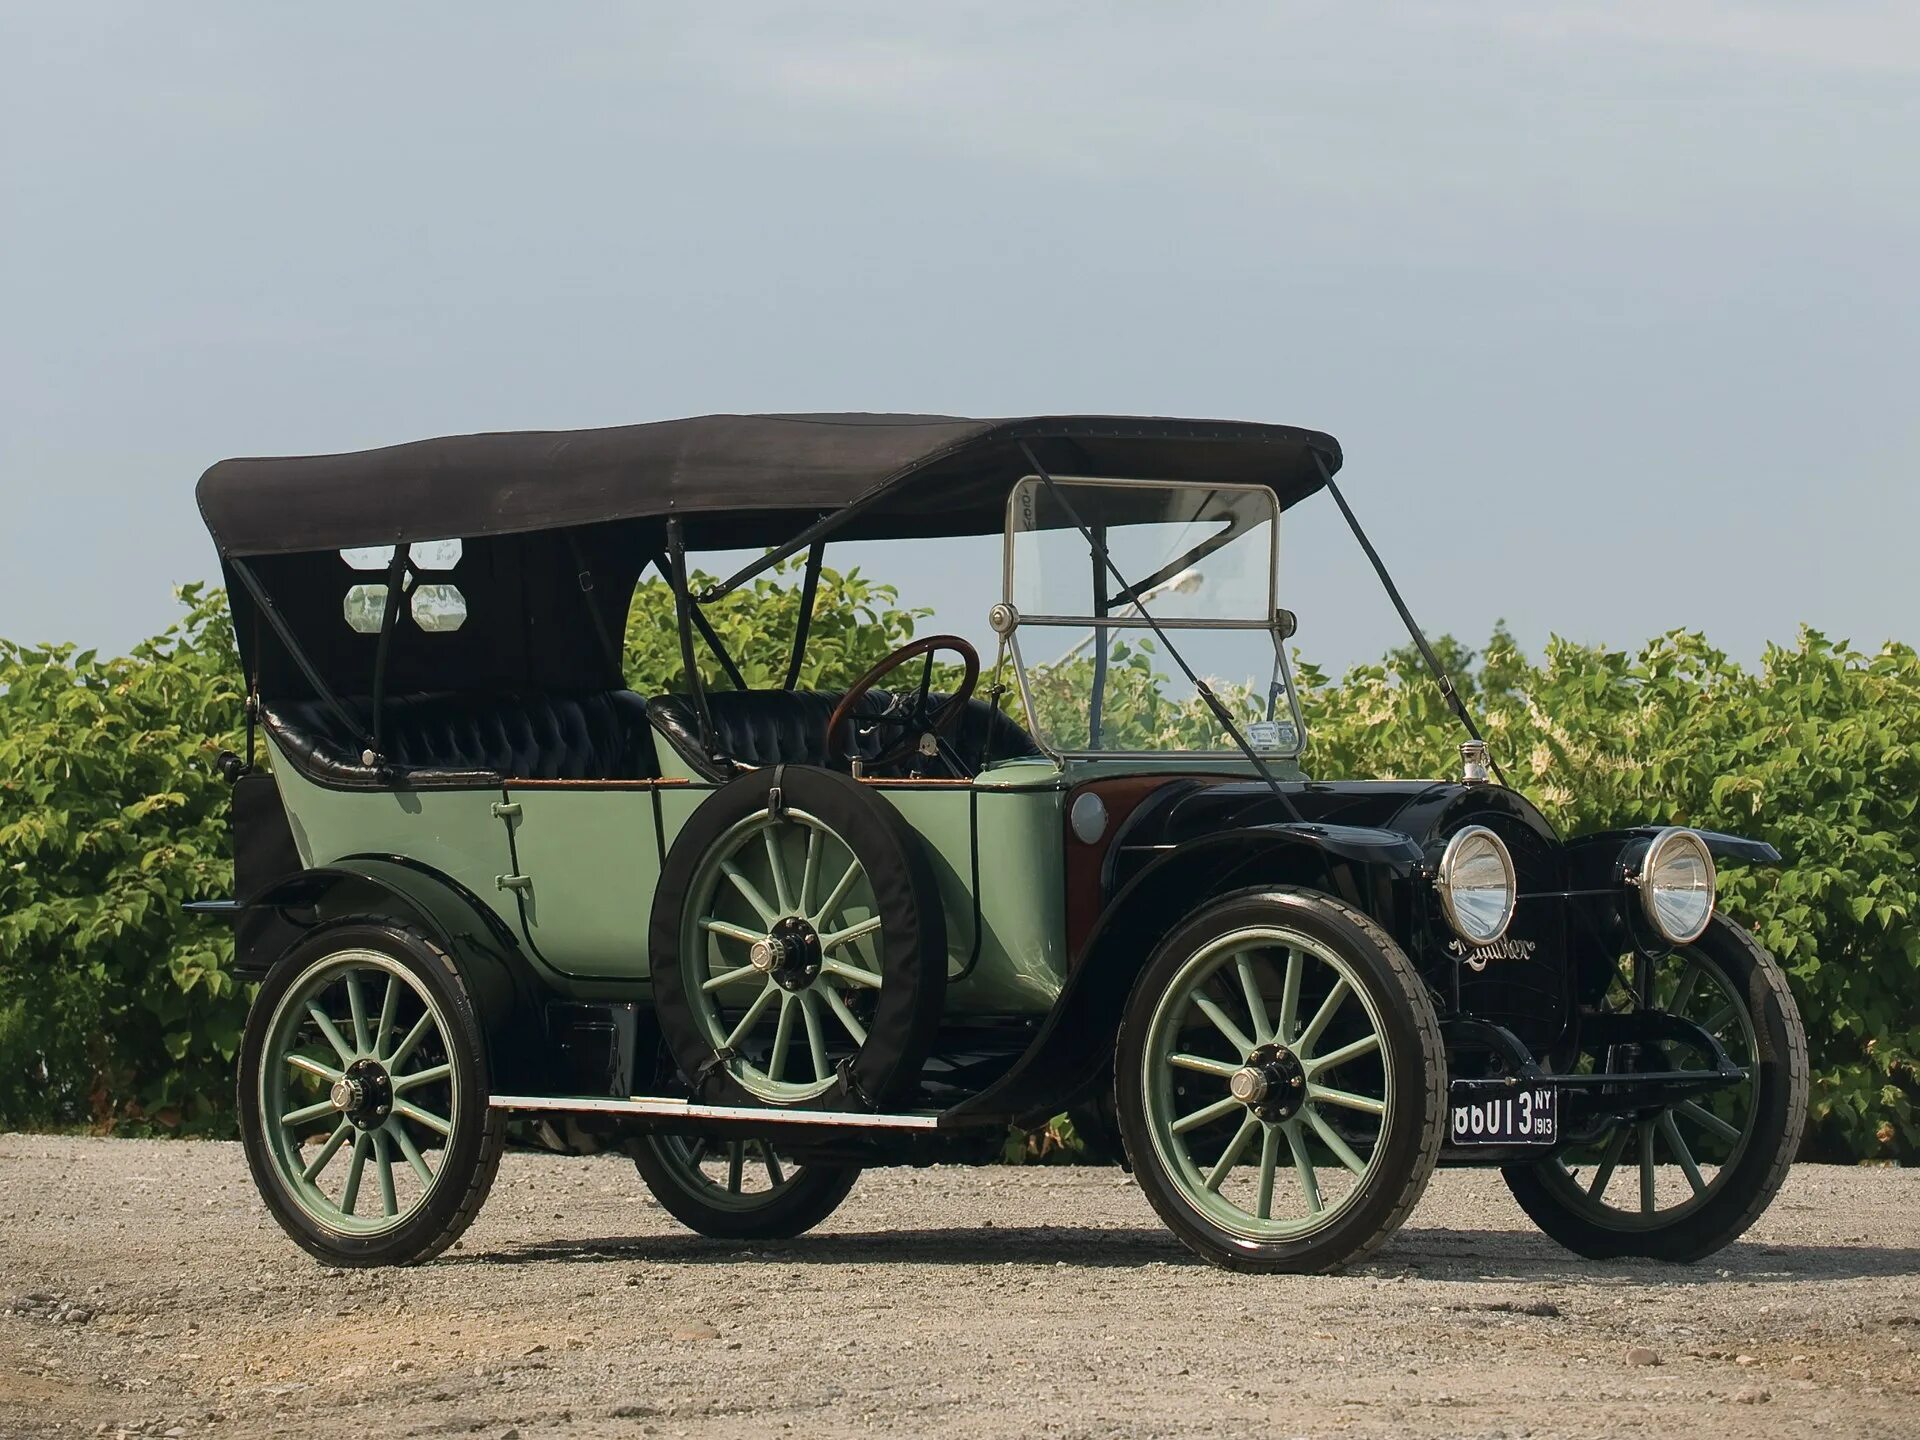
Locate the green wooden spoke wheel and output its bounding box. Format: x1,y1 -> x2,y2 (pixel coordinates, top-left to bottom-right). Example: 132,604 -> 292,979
651,767 -> 945,1114
632,1133 -> 860,1240
1504,915 -> 1807,1261
238,919 -> 504,1266
1117,888 -> 1445,1274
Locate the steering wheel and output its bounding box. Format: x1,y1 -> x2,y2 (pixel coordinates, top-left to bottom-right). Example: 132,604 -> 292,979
826,635 -> 981,777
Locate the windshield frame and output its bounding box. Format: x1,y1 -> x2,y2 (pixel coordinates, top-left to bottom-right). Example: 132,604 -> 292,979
999,475 -> 1307,763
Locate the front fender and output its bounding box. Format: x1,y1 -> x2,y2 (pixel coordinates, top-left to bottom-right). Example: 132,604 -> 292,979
1565,826 -> 1783,888
940,823 -> 1422,1129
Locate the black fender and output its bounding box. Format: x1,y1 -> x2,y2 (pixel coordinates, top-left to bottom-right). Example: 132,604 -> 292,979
940,823 -> 1424,1129
1566,826 -> 1783,874
225,855 -> 555,1094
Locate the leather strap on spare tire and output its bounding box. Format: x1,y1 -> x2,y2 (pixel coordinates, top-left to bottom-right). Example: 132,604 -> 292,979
649,765 -> 946,1112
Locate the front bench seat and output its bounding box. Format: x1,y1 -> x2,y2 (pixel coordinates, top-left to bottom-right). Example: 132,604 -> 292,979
647,689 -> 1041,781
261,690 -> 660,787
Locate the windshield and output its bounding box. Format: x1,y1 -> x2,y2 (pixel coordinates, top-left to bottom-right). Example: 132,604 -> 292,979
1004,477 -> 1304,758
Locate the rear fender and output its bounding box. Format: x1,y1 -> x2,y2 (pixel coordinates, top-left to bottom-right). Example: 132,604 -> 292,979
231,856 -> 552,1093
940,825 -> 1423,1128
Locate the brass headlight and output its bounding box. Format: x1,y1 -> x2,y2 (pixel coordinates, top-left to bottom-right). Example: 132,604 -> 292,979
1634,827 -> 1716,944
1435,825 -> 1517,945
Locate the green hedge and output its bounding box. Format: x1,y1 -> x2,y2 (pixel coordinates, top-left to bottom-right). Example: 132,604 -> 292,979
2,586 -> 1914,1160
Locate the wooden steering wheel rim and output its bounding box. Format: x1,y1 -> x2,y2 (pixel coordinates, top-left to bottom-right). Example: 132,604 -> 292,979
825,635 -> 981,769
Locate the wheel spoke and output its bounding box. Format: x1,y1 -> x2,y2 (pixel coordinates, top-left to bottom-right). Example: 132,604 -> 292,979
386,1011 -> 436,1071
1659,1111 -> 1708,1197
373,1130 -> 398,1218
345,970 -> 371,1055
764,827 -> 796,914
1236,956 -> 1272,1046
764,1146 -> 786,1187
1307,1033 -> 1380,1076
821,957 -> 882,989
727,1141 -> 745,1194
1304,1105 -> 1369,1176
1277,947 -> 1303,1045
811,859 -> 863,928
388,1121 -> 434,1186
375,974 -> 399,1061
1192,995 -> 1254,1058
1699,1003 -> 1739,1039
302,1121 -> 353,1182
798,827 -> 822,917
1584,1127 -> 1631,1199
1669,959 -> 1702,1014
768,993 -> 796,1082
1169,1052 -> 1239,1078
819,915 -> 882,952
822,985 -> 869,1046
1307,1084 -> 1386,1117
723,982 -> 781,1050
1295,978 -> 1351,1059
280,1099 -> 340,1129
1171,1094 -> 1242,1136
1255,1123 -> 1281,1220
720,860 -> 780,927
1204,1114 -> 1261,1191
286,1053 -> 341,1084
1677,1100 -> 1742,1146
392,1098 -> 450,1137
340,1132 -> 370,1215
1638,1122 -> 1657,1213
391,1063 -> 450,1094
801,992 -> 830,1083
307,1004 -> 355,1064
699,917 -> 765,946
1283,1119 -> 1323,1213
702,964 -> 762,993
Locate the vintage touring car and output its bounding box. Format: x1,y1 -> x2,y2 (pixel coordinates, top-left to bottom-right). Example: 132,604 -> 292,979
190,414 -> 1807,1272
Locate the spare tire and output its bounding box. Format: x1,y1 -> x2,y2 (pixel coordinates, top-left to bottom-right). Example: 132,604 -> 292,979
649,765 -> 945,1111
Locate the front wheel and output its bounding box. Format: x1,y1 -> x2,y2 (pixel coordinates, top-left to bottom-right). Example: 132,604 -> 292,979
632,1134 -> 860,1240
1503,915 -> 1807,1261
237,918 -> 505,1266
1115,888 -> 1447,1274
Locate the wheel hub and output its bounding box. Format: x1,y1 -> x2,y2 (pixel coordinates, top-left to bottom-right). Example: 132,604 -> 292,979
335,1057 -> 394,1130
1235,1042 -> 1306,1122
755,915 -> 823,993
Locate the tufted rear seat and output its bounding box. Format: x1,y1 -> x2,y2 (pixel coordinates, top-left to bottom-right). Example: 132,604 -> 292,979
261,691 -> 660,787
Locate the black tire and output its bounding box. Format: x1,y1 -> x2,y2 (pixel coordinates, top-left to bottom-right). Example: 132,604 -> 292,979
1503,915 -> 1808,1261
631,1134 -> 861,1240
650,766 -> 945,1111
1115,887 -> 1446,1274
237,917 -> 506,1267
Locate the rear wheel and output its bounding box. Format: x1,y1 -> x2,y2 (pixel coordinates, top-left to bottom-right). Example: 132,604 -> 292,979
631,1134 -> 860,1240
1115,888 -> 1446,1274
1503,915 -> 1806,1261
237,918 -> 505,1266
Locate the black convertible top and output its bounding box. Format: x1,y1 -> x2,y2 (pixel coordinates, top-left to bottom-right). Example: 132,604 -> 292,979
197,413 -> 1342,556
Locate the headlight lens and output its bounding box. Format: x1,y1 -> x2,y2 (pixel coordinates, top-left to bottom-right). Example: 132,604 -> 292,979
1639,827 -> 1716,944
1436,825 -> 1517,945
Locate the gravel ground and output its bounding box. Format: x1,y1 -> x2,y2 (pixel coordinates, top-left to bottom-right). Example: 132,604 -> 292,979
1,1137 -> 1915,1440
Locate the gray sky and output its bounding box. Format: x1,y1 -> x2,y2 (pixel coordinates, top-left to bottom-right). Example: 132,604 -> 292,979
3,3 -> 1916,676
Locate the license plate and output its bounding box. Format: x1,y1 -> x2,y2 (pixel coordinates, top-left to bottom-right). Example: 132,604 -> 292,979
1449,1085 -> 1558,1145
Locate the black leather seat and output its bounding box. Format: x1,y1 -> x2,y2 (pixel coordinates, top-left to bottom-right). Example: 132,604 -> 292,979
647,689 -> 1042,780
262,690 -> 660,787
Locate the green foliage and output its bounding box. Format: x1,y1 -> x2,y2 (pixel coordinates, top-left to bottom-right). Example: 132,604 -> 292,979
3,577 -> 1915,1164
0,585 -> 248,1132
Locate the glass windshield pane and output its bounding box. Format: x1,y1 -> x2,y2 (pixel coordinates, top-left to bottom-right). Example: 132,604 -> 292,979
1010,478 -> 1277,623
1016,626 -> 1301,756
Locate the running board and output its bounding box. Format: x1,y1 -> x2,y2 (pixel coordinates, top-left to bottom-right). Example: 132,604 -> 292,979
488,1094 -> 944,1130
